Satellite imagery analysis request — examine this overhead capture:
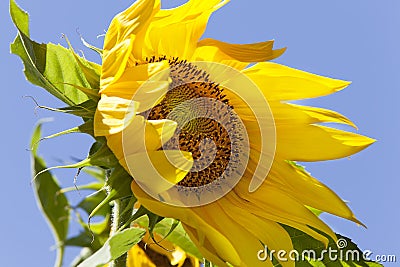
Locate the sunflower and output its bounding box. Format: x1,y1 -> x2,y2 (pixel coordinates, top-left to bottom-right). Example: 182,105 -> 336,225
94,0 -> 375,266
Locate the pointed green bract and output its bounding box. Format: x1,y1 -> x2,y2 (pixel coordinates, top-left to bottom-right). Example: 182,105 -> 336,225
31,124 -> 70,267
65,36 -> 101,89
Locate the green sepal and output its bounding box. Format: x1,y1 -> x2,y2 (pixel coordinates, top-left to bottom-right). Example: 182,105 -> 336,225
80,36 -> 104,56
88,167 -> 132,220
64,35 -> 101,89
87,142 -> 119,168
32,142 -> 118,182
61,83 -> 100,102
59,182 -> 103,195
58,100 -> 97,119
38,120 -> 94,145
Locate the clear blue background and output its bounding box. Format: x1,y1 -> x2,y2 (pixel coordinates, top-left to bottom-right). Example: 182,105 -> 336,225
1,0 -> 398,266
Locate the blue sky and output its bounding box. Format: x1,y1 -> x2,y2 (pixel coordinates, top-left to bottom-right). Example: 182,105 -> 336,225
1,0 -> 399,266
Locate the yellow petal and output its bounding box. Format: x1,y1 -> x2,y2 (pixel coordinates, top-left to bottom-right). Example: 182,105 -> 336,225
137,0 -> 228,59
192,45 -> 249,70
234,181 -> 335,246
276,124 -> 375,161
183,225 -> 239,267
101,38 -> 134,90
106,116 -> 177,162
196,38 -> 285,64
102,0 -> 161,89
146,119 -> 178,150
131,182 -> 240,266
270,159 -> 362,224
127,244 -> 156,267
220,193 -> 294,267
100,61 -> 170,97
94,95 -> 138,136
193,202 -> 271,267
270,101 -> 357,128
103,0 -> 159,51
126,150 -> 193,193
243,62 -> 351,100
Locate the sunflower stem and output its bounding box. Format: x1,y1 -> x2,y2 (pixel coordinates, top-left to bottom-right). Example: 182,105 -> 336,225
109,198 -> 130,267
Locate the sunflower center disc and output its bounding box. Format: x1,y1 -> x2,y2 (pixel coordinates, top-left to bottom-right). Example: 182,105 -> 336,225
145,60 -> 245,187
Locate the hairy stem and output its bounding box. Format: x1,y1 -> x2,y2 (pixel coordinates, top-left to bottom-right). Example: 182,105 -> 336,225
109,198 -> 130,267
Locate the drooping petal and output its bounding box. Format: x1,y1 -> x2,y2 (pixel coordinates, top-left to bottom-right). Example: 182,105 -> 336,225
183,225 -> 232,267
233,181 -> 335,246
270,158 -> 363,224
131,182 -> 241,266
126,150 -> 193,193
243,62 -> 351,100
95,62 -> 171,136
220,193 -> 294,267
106,116 -> 177,161
193,203 -> 272,267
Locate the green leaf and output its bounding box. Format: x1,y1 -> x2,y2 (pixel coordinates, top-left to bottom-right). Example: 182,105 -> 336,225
136,217 -> 203,260
65,209 -> 110,251
31,123 -> 70,267
204,260 -> 217,267
10,0 -> 98,106
77,228 -> 146,267
70,248 -> 94,267
65,231 -> 101,250
153,219 -> 203,259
